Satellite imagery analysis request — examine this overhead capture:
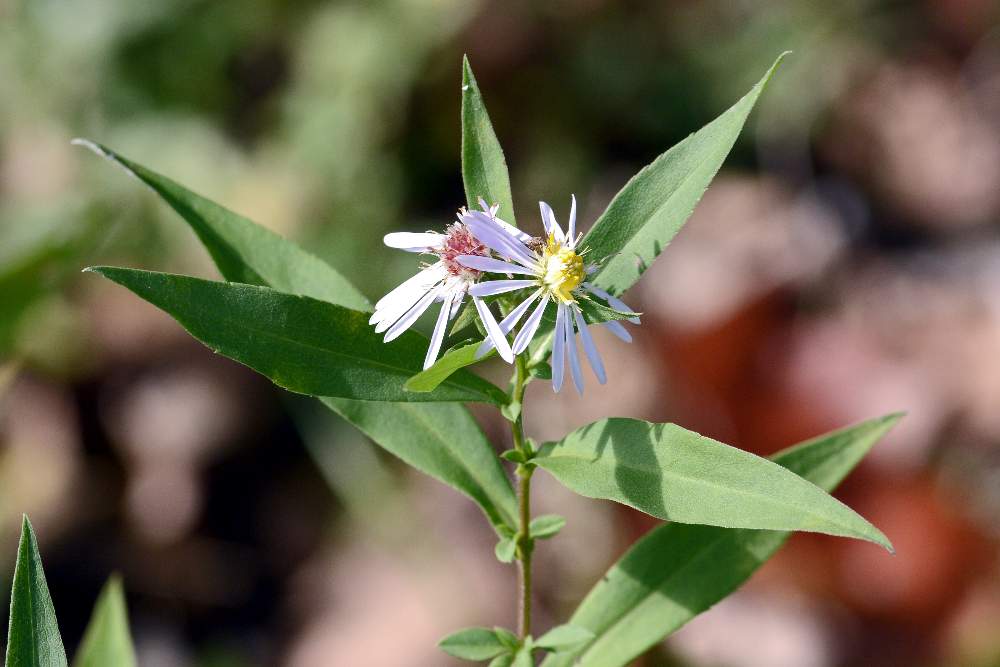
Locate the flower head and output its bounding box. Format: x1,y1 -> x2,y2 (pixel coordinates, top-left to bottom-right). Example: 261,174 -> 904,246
371,201 -> 517,368
457,196 -> 640,394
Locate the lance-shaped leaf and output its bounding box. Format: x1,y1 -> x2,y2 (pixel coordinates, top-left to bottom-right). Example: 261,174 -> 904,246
75,145 -> 518,532
405,341 -> 496,393
72,140 -> 370,310
89,267 -> 508,405
533,418 -> 892,549
323,398 -> 518,529
462,56 -> 517,225
541,414 -> 902,667
583,53 -> 789,297
6,515 -> 68,667
73,576 -> 136,667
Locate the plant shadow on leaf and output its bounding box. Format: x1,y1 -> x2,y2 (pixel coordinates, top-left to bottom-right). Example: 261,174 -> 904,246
586,419 -> 667,519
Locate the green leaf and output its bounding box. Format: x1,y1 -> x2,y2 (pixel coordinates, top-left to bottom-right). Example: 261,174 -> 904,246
6,515 -> 68,667
533,418 -> 892,550
449,300 -> 480,336
576,298 -> 641,325
322,398 -> 517,530
529,515 -> 566,540
73,576 -> 136,667
405,342 -> 495,394
512,645 -> 534,667
493,627 -> 520,651
495,536 -> 517,563
88,267 -> 507,405
528,362 -> 552,380
73,140 -> 371,310
583,53 -> 788,297
536,625 -> 594,651
462,56 -> 516,225
540,414 -> 903,667
439,627 -> 508,661
79,147 -> 518,532
488,656 -> 514,667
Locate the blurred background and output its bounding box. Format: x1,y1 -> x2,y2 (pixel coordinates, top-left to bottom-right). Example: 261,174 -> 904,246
2,0 -> 1000,665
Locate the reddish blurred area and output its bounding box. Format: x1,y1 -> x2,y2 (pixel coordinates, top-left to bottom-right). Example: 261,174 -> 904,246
3,1 -> 1000,666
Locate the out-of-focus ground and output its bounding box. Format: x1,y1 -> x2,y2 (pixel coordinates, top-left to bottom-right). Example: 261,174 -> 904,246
2,1 -> 1000,666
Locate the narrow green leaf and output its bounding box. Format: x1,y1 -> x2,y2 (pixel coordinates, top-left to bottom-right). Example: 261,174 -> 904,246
73,140 -> 370,310
495,536 -> 517,563
405,342 -> 495,393
583,53 -> 788,297
462,56 -> 517,225
528,362 -> 552,380
536,625 -> 594,651
88,267 -> 507,405
529,515 -> 566,540
73,576 -> 136,667
439,627 -> 508,661
449,300 -> 480,336
533,418 -> 892,550
494,627 -> 520,651
541,414 -> 903,667
323,398 -> 517,530
79,149 -> 518,532
512,646 -> 534,667
488,656 -> 514,667
576,298 -> 641,325
6,515 -> 68,667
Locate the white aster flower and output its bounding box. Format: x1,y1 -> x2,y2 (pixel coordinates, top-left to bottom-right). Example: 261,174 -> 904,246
457,196 -> 640,394
371,201 -> 521,368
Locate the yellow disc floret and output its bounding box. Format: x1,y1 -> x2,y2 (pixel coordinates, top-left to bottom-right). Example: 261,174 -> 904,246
541,234 -> 585,303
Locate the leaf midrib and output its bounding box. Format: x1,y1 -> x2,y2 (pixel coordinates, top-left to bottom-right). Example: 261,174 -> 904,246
573,529 -> 732,663
114,273 -> 500,403
587,88 -> 759,295
392,402 -> 517,529
539,434 -> 865,536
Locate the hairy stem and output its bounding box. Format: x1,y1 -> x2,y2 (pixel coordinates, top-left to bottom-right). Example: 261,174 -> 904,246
511,354 -> 534,638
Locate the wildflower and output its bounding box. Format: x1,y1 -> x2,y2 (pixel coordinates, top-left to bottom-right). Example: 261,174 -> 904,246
371,202 -> 519,368
457,197 -> 639,394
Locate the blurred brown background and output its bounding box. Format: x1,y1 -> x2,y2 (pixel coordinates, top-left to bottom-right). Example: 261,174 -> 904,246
2,1 -> 1000,665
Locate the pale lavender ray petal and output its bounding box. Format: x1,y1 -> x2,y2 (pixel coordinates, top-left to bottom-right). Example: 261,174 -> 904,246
450,292 -> 464,318
603,320 -> 632,343
512,295 -> 550,355
375,263 -> 444,310
373,278 -> 436,332
462,211 -> 537,267
551,303 -> 567,392
573,307 -> 606,384
457,255 -> 536,275
469,279 -> 536,297
583,282 -> 640,324
384,285 -> 439,342
383,232 -> 444,252
492,217 -> 534,244
539,201 -> 564,242
567,194 -> 577,246
474,297 -> 514,363
424,293 -> 454,369
475,289 -> 542,359
565,308 -> 585,395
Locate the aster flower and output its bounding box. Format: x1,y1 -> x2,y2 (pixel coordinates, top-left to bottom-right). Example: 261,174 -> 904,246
370,201 -> 521,368
457,196 -> 640,394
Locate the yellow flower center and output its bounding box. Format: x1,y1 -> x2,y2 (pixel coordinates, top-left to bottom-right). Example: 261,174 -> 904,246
541,234 -> 584,303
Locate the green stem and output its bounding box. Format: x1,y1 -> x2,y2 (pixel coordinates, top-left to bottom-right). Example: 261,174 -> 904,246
511,354 -> 534,639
